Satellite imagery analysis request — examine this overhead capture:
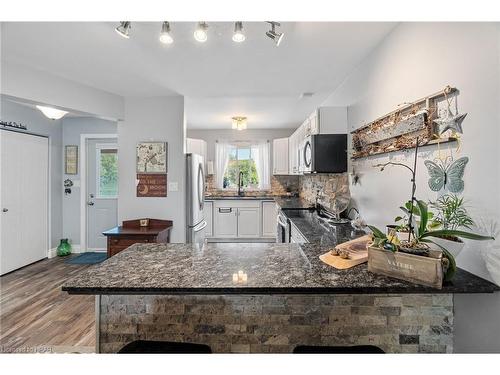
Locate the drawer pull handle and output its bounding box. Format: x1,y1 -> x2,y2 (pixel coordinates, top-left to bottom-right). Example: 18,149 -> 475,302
218,208 -> 232,213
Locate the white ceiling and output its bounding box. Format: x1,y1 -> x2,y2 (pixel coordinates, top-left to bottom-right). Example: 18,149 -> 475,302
2,22 -> 396,129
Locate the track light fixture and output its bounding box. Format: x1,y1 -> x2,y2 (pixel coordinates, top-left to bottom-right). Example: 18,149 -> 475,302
115,21 -> 131,39
159,21 -> 173,44
232,22 -> 246,43
194,22 -> 209,43
265,21 -> 284,46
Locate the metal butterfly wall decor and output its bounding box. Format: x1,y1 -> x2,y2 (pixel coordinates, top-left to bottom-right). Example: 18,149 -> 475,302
424,156 -> 469,193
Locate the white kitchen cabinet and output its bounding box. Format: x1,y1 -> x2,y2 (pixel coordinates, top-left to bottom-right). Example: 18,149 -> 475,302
272,138 -> 289,175
186,138 -> 207,162
204,201 -> 213,238
288,130 -> 300,175
237,207 -> 261,238
261,201 -> 277,238
316,107 -> 348,134
214,206 -> 238,238
309,111 -> 319,135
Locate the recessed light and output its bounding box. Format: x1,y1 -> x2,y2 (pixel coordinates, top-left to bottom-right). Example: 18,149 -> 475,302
36,105 -> 68,120
159,21 -> 173,44
194,22 -> 209,43
232,22 -> 246,43
266,21 -> 284,46
115,21 -> 131,39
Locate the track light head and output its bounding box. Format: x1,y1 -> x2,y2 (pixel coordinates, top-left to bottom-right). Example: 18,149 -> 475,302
115,21 -> 131,39
265,21 -> 284,46
159,21 -> 173,44
232,22 -> 246,43
194,22 -> 209,43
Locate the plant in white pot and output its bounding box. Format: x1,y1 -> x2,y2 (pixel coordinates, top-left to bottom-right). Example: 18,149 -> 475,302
428,194 -> 475,258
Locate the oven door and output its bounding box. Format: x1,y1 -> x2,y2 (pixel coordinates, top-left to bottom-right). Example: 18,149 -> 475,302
276,212 -> 290,243
302,136 -> 312,173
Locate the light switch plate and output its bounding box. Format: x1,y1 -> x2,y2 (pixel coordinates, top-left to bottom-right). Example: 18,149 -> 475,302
73,180 -> 81,187
169,182 -> 179,192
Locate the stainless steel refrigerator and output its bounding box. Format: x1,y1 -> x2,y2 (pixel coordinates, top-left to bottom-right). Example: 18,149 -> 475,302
185,153 -> 207,248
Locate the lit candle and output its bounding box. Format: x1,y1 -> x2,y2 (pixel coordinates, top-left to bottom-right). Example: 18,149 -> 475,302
232,273 -> 238,282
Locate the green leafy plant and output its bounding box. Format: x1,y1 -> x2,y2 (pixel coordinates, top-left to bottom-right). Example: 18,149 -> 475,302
369,199 -> 494,281
429,194 -> 474,231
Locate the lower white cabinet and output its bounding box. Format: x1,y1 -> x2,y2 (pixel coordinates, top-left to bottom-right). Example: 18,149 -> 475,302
237,207 -> 260,238
262,201 -> 277,238
204,201 -> 213,238
211,199 -> 277,240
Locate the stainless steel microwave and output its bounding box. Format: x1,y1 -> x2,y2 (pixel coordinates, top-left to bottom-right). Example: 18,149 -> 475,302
301,134 -> 347,173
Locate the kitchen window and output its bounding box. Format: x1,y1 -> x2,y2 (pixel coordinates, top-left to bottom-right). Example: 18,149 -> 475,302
216,141 -> 270,190
223,145 -> 259,190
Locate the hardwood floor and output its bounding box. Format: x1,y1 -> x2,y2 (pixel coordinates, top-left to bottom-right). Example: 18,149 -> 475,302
0,256 -> 96,353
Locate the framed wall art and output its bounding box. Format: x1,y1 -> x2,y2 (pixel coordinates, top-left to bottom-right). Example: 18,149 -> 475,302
136,142 -> 168,174
65,145 -> 78,175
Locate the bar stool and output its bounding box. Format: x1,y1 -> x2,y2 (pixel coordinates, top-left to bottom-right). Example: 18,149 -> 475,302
293,345 -> 384,353
118,340 -> 212,353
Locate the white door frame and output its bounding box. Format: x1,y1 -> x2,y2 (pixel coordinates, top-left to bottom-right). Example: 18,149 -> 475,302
80,134 -> 117,253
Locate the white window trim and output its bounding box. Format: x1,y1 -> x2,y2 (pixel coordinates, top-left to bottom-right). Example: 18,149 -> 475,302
222,143 -> 262,191
95,143 -> 118,199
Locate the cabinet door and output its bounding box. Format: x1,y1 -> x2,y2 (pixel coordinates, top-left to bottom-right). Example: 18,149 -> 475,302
214,207 -> 238,238
273,138 -> 289,175
237,208 -> 260,238
288,132 -> 299,175
261,201 -> 277,238
204,201 -> 213,237
310,111 -> 319,134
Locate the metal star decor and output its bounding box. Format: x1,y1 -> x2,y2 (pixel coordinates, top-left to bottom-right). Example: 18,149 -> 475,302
433,112 -> 467,135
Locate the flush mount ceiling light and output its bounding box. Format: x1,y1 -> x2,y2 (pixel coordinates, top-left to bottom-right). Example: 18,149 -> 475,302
231,116 -> 247,131
159,21 -> 173,44
36,105 -> 68,120
265,21 -> 284,46
232,22 -> 246,43
115,21 -> 131,39
194,22 -> 209,43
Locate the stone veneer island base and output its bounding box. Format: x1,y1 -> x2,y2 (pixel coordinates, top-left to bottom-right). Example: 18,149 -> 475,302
62,243 -> 498,354
99,294 -> 453,353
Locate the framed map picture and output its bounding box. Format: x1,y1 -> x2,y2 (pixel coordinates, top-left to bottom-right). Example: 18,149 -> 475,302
65,145 -> 78,175
136,142 -> 167,174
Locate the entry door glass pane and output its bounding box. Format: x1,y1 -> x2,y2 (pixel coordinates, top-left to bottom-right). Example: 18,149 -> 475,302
97,148 -> 118,198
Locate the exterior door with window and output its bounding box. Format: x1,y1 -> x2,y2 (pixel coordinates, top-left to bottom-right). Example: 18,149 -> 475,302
86,139 -> 118,250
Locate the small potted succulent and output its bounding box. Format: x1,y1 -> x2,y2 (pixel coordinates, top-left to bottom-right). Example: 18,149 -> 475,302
428,194 -> 474,257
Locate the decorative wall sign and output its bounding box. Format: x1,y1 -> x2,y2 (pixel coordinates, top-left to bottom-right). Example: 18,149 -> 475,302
136,173 -> 167,197
351,86 -> 461,159
424,156 -> 468,193
1,120 -> 27,130
136,142 -> 167,173
65,145 -> 78,175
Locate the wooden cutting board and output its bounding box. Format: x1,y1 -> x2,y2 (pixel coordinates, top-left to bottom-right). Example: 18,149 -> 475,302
319,235 -> 372,270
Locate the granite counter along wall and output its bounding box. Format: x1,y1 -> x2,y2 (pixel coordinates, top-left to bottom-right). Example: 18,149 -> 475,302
99,293 -> 453,353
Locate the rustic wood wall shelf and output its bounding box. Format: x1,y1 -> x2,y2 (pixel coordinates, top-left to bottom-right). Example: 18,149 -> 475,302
351,86 -> 459,159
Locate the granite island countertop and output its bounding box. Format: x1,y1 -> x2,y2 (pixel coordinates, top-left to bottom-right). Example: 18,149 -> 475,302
62,242 -> 499,295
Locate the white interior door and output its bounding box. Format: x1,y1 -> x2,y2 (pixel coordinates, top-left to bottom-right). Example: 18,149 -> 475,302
86,139 -> 118,250
1,130 -> 48,275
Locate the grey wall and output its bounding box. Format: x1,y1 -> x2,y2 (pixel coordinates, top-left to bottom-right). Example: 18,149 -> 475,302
118,96 -> 186,242
322,23 -> 500,352
0,96 -> 63,248
61,117 -> 117,245
187,128 -> 295,174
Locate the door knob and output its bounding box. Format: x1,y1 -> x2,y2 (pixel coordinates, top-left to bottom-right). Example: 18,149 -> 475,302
87,201 -> 94,206
2,208 -> 8,212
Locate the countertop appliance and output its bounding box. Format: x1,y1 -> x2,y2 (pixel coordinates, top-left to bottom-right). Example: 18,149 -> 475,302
301,134 -> 347,173
186,153 -> 207,248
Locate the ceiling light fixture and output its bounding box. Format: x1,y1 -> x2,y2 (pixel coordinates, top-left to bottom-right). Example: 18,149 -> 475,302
232,22 -> 246,43
194,22 -> 209,43
115,21 -> 131,39
231,116 -> 247,131
265,21 -> 284,46
36,105 -> 68,120
159,21 -> 173,44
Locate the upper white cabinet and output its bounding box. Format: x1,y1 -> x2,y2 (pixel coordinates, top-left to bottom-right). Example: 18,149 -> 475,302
186,138 -> 207,161
315,107 -> 348,134
272,138 -> 289,175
